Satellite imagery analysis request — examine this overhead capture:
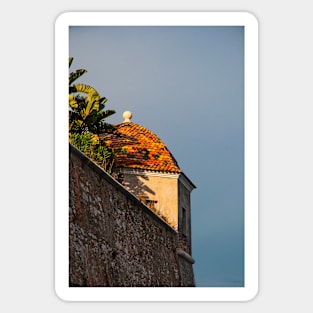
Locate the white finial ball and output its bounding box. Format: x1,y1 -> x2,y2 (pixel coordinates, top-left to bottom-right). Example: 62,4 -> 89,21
123,111 -> 132,122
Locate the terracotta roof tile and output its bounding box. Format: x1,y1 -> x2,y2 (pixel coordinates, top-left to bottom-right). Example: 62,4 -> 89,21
101,122 -> 181,173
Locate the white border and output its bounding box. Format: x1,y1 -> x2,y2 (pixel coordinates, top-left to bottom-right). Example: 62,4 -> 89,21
55,11 -> 258,302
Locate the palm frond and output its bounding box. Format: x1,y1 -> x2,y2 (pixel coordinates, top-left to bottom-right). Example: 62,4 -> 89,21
70,83 -> 99,97
69,57 -> 74,68
69,69 -> 88,85
68,59 -> 116,138
69,94 -> 79,109
95,109 -> 116,121
98,97 -> 108,111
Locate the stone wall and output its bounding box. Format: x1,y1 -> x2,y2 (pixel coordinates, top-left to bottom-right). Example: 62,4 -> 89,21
69,144 -> 195,287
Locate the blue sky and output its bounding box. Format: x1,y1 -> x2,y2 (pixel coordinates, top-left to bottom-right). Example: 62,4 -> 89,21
69,26 -> 244,287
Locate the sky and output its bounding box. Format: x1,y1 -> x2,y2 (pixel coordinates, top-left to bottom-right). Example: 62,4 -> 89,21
69,26 -> 244,287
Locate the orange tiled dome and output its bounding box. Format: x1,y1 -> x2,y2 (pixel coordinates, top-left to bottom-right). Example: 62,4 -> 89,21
102,121 -> 181,173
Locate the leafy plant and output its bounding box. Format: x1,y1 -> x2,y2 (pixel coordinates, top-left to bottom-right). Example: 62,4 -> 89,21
69,133 -> 115,173
69,57 -> 116,135
69,57 -> 116,173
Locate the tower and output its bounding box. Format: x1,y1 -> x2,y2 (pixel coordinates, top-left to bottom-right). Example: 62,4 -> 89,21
102,111 -> 196,254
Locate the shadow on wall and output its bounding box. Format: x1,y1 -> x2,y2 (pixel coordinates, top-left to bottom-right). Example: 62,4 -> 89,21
112,171 -> 154,196
112,172 -> 162,216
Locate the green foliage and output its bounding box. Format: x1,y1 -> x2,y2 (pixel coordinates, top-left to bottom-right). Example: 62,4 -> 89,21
69,57 -> 116,173
69,69 -> 88,86
69,57 -> 116,135
69,133 -> 115,173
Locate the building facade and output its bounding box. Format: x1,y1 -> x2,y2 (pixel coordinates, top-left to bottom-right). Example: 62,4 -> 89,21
69,111 -> 196,286
103,111 -> 196,254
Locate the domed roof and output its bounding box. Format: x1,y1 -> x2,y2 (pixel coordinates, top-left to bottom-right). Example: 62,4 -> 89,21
102,116 -> 181,173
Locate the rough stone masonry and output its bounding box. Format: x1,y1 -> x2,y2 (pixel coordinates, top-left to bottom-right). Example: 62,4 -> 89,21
69,145 -> 195,287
